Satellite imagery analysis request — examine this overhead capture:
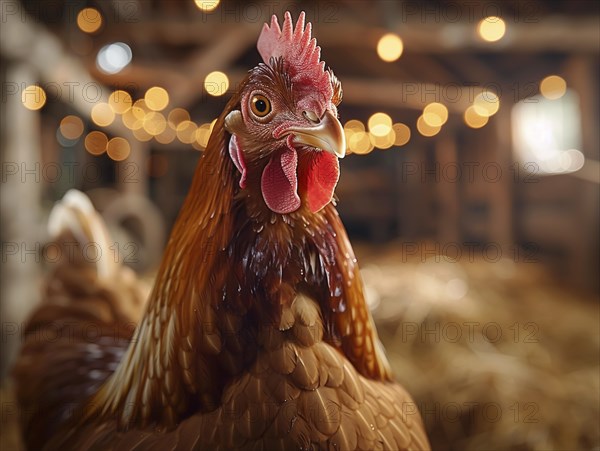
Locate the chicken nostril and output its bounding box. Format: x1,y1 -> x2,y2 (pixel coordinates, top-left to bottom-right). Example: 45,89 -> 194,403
303,111 -> 320,124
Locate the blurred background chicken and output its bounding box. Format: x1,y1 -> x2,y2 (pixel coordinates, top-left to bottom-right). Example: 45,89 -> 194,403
1,1 -> 598,450
12,190 -> 148,450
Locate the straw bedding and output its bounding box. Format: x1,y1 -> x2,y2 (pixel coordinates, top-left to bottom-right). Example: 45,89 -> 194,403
358,243 -> 600,451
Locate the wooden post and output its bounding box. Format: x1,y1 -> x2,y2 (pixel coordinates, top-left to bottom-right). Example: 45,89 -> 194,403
489,106 -> 513,253
564,56 -> 600,291
435,133 -> 460,245
0,64 -> 43,378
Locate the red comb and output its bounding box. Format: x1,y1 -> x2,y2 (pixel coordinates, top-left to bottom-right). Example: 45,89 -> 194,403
257,11 -> 332,100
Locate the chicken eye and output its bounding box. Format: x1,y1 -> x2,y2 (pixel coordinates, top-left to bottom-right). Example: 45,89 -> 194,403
250,95 -> 271,118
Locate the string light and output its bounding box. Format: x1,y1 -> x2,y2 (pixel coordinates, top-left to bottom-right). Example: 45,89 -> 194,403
369,130 -> 395,149
176,121 -> 198,144
91,102 -> 115,127
348,131 -> 374,155
96,42 -> 132,74
145,87 -> 169,111
540,75 -> 567,100
477,16 -> 506,42
344,120 -> 365,133
464,106 -> 489,128
155,126 -> 176,145
84,131 -> 108,155
344,120 -> 365,154
107,137 -> 131,161
122,107 -> 143,130
204,71 -> 229,96
368,112 -> 393,136
168,108 -> 191,129
21,85 -> 46,110
392,123 -> 411,146
195,123 -> 212,148
77,8 -> 102,34
194,0 -> 220,11
132,127 -> 153,142
377,33 -> 404,62
59,116 -> 84,140
143,112 -> 167,135
473,91 -> 500,117
108,90 -> 132,114
422,103 -> 448,127
417,115 -> 441,137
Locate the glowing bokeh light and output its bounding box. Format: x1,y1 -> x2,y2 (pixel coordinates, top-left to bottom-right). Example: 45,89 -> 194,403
132,127 -> 153,142
91,102 -> 115,127
168,108 -> 191,129
540,75 -> 567,100
145,87 -> 169,111
77,8 -> 102,34
59,115 -> 84,140
392,123 -> 411,146
176,120 -> 198,144
84,131 -> 108,155
369,130 -> 396,149
423,103 -> 449,127
368,112 -> 393,137
122,108 -> 143,130
348,131 -> 374,155
108,90 -> 132,114
96,42 -> 132,74
195,123 -> 212,148
204,71 -> 229,97
473,91 -> 500,117
21,85 -> 47,110
478,16 -> 506,42
377,33 -> 404,62
107,137 -> 131,161
344,119 -> 365,133
417,115 -> 441,137
143,112 -> 167,136
155,126 -> 176,145
131,99 -> 149,121
194,0 -> 220,11
464,106 -> 489,128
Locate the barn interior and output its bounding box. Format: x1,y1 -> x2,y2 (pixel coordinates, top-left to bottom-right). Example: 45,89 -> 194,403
1,1 -> 599,449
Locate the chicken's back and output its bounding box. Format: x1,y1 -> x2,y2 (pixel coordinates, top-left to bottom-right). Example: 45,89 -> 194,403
12,190 -> 147,450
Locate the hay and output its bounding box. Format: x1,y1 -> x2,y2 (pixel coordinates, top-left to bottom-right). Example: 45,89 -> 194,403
359,242 -> 600,450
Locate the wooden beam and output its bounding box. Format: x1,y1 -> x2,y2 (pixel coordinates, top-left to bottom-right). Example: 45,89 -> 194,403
334,77 -> 480,113
169,24 -> 257,108
99,16 -> 599,53
320,18 -> 599,53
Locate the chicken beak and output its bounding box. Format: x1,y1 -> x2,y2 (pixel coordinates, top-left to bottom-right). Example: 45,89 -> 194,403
288,110 -> 346,158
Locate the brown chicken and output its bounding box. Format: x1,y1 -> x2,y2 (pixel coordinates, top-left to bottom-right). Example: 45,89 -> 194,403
13,12 -> 430,451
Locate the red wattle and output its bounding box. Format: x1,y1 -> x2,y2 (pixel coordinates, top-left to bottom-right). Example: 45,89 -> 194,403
298,151 -> 340,213
261,146 -> 301,214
